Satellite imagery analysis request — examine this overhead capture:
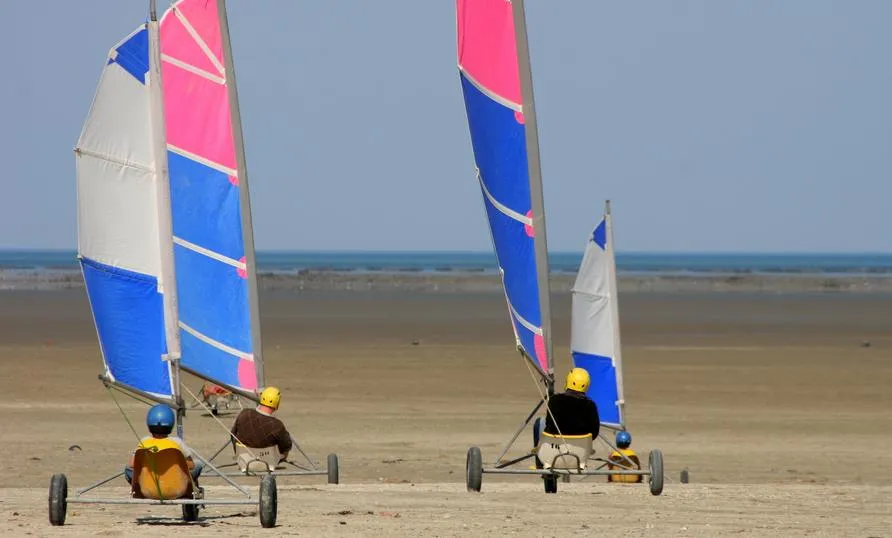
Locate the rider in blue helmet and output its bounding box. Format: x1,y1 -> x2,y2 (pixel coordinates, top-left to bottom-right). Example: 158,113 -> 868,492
616,431 -> 632,449
608,430 -> 641,483
124,404 -> 203,484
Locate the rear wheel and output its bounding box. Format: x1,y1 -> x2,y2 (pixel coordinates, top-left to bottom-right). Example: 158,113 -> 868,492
466,447 -> 482,492
543,474 -> 558,494
259,474 -> 277,528
48,473 -> 67,526
327,453 -> 339,484
648,450 -> 664,496
182,503 -> 199,522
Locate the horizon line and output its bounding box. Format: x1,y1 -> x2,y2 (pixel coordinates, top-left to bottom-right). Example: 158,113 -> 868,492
1,248 -> 892,256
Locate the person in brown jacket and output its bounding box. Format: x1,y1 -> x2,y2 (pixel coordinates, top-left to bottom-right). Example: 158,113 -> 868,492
230,386 -> 293,461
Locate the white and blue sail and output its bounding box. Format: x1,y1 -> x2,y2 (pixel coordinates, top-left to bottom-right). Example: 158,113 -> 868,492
571,201 -> 625,429
76,21 -> 180,403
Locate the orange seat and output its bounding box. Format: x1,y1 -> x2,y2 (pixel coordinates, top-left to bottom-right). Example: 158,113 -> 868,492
607,449 -> 642,483
131,447 -> 194,500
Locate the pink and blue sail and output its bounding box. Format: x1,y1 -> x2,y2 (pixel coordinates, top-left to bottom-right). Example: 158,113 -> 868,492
571,204 -> 625,428
456,0 -> 553,374
159,0 -> 262,393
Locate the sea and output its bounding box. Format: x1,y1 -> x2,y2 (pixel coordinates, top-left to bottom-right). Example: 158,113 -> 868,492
1,250 -> 891,277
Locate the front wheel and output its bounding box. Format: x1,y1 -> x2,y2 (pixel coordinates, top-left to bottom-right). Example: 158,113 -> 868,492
327,453 -> 339,484
259,474 -> 277,528
648,450 -> 664,496
466,447 -> 482,492
48,473 -> 67,526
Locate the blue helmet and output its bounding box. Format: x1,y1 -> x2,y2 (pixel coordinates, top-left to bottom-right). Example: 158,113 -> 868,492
616,431 -> 632,449
146,404 -> 175,435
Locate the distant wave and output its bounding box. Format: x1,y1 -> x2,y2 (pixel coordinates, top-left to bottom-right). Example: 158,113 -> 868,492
1,250 -> 891,277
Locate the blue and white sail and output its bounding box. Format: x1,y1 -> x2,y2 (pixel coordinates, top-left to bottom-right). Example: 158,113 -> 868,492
571,201 -> 625,428
76,21 -> 180,403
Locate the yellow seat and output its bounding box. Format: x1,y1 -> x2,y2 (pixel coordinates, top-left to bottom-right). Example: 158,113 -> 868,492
607,448 -> 642,483
536,432 -> 593,470
234,442 -> 281,473
131,447 -> 194,500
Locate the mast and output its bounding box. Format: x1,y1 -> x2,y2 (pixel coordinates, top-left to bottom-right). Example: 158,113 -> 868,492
147,0 -> 185,435
605,200 -> 626,426
511,0 -> 554,384
217,0 -> 265,388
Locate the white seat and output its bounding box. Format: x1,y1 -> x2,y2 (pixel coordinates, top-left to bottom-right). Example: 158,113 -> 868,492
536,432 -> 593,470
234,443 -> 281,473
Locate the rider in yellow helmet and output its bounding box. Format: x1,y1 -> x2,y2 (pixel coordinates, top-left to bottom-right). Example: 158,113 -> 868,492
543,368 -> 601,438
230,386 -> 293,461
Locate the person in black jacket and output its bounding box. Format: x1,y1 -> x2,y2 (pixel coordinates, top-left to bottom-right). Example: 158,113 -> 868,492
543,367 -> 600,439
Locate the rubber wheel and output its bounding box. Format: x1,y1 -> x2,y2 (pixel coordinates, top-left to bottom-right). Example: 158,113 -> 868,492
680,469 -> 689,484
48,473 -> 67,526
648,449 -> 664,496
466,447 -> 482,492
182,503 -> 199,522
259,474 -> 277,528
327,453 -> 339,484
543,475 -> 558,494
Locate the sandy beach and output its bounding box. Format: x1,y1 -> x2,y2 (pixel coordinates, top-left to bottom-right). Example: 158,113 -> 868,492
1,284 -> 890,536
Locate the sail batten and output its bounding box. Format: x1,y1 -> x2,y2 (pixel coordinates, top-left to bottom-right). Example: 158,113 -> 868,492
457,0 -> 553,374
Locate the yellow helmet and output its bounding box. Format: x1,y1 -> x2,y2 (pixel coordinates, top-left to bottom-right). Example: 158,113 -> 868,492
565,368 -> 591,393
259,387 -> 281,410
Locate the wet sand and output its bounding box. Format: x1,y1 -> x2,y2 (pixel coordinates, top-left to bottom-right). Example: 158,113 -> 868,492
1,288 -> 891,536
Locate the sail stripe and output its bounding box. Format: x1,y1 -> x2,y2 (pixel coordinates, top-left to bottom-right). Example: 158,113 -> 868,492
573,352 -> 621,428
161,54 -> 226,85
458,67 -> 522,112
179,322 -> 252,360
107,26 -> 150,85
173,6 -> 225,75
172,236 -> 244,270
168,144 -> 237,177
172,245 -> 250,349
477,168 -> 532,225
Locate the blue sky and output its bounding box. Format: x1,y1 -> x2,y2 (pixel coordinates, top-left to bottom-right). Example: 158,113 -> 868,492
1,1 -> 889,252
